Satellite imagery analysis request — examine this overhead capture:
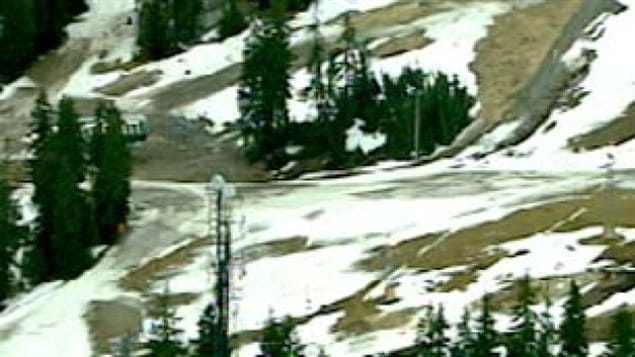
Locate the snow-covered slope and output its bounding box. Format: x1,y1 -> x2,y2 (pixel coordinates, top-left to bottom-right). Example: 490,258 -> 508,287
2,0 -> 635,356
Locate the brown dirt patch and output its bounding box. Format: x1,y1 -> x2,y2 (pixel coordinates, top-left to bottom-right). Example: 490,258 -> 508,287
119,237 -> 209,291
356,188 -> 635,274
131,116 -> 270,182
472,0 -> 583,123
240,236 -> 311,262
569,102 -> 635,151
587,303 -> 635,341
373,32 -> 433,58
96,70 -> 163,96
85,298 -> 144,355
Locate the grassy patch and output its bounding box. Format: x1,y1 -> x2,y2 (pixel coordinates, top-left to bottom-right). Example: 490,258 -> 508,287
90,59 -> 142,74
471,0 -> 582,123
569,102 -> 635,151
119,237 -> 209,291
373,32 -> 432,58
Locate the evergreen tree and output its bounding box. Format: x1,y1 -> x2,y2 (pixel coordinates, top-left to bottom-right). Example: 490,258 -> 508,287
559,281 -> 588,357
50,160 -> 94,280
92,105 -> 131,244
473,294 -> 498,357
604,307 -> 635,357
0,0 -> 36,82
218,0 -> 247,39
143,285 -> 187,357
191,302 -> 221,356
536,296 -> 558,357
306,17 -> 326,107
260,316 -> 304,357
451,308 -> 475,357
0,172 -> 21,301
507,275 -> 539,357
173,0 -> 203,45
56,97 -> 86,182
238,10 -> 293,166
26,92 -> 57,283
416,305 -> 450,357
137,0 -> 169,60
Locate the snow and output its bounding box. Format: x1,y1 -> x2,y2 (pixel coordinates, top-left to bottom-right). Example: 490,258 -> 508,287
175,85 -> 240,126
236,243 -> 379,332
0,255 -> 123,357
515,2 -> 635,153
291,0 -> 399,28
371,2 -> 510,94
0,77 -> 37,101
586,286 -> 635,317
345,119 -> 387,154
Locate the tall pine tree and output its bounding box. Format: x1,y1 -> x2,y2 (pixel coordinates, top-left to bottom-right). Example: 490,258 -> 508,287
559,281 -> 588,357
56,97 -> 86,182
507,275 -> 539,357
238,9 -> 293,165
604,307 -> 635,357
143,284 -> 188,357
473,294 -> 498,357
416,305 -> 450,357
260,316 -> 304,357
26,92 -> 57,283
92,105 -> 131,244
0,171 -> 21,301
218,0 -> 247,39
191,302 -> 221,356
537,295 -> 558,357
50,160 -> 94,280
451,308 -> 475,357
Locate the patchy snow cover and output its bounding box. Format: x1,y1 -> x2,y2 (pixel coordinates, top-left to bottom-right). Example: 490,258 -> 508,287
346,119 -> 387,154
371,2 -> 510,94
0,256 -> 122,357
519,0 -> 635,151
0,77 -> 37,101
292,0 -> 399,28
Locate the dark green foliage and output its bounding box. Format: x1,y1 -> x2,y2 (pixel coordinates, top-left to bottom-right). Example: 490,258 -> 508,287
238,11 -> 294,166
240,17 -> 474,171
56,97 -> 86,182
416,305 -> 450,357
260,316 -> 304,357
49,160 -> 94,280
604,307 -> 635,357
25,94 -> 96,283
191,302 -> 221,356
0,0 -> 87,83
451,308 -> 475,356
91,105 -> 131,245
137,0 -> 203,60
218,0 -> 247,40
143,286 -> 188,357
506,275 -> 539,357
0,173 -> 22,301
473,294 -> 498,357
536,296 -> 558,357
560,281 -> 588,357
26,92 -> 57,283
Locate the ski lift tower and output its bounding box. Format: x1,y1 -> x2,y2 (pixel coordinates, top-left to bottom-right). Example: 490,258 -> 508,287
207,175 -> 236,357
602,152 -> 619,239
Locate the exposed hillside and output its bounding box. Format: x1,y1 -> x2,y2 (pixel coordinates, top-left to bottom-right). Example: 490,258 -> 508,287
1,0 -> 635,356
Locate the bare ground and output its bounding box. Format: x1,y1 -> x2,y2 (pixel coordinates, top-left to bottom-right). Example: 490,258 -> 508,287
569,102 -> 635,151
471,0 -> 582,124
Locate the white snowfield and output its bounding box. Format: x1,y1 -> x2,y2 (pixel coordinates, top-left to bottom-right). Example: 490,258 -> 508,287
3,0 -> 635,356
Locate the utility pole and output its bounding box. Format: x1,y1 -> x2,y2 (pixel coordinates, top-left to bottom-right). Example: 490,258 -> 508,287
413,88 -> 422,159
207,175 -> 236,357
602,152 -> 618,239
